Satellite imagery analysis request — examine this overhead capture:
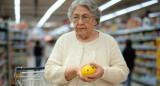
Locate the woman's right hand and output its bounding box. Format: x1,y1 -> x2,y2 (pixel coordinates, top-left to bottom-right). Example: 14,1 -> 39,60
65,66 -> 79,81
65,65 -> 87,81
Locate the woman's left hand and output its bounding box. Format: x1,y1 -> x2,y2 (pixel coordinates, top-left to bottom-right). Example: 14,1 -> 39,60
77,62 -> 104,82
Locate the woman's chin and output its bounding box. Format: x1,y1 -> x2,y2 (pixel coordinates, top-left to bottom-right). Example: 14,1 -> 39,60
76,32 -> 88,39
77,31 -> 87,36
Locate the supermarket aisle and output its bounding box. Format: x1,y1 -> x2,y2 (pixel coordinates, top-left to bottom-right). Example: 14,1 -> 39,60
27,56 -> 35,67
27,56 -> 144,86
27,56 -> 46,67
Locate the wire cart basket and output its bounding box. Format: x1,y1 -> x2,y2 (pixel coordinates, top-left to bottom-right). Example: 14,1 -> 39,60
14,67 -> 53,86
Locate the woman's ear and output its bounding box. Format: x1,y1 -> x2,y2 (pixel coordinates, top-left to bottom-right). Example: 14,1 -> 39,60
94,19 -> 98,26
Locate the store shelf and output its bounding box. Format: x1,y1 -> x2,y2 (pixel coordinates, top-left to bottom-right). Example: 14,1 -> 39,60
107,26 -> 160,35
12,45 -> 26,49
116,36 -> 159,43
137,54 -> 156,59
133,45 -> 156,50
119,45 -> 156,51
9,28 -> 28,32
11,36 -> 27,40
133,77 -> 156,86
12,52 -> 26,57
135,62 -> 156,68
0,60 -> 7,67
134,70 -> 155,76
131,36 -> 157,42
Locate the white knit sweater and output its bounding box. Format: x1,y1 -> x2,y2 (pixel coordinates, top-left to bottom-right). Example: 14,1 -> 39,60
44,31 -> 129,86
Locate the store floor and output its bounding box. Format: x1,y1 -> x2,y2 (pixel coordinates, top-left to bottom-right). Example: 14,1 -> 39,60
27,56 -> 144,86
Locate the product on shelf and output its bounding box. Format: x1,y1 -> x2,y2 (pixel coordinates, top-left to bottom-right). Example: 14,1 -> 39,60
126,17 -> 142,29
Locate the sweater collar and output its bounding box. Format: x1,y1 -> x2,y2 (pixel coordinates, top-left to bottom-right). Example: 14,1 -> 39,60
72,30 -> 101,48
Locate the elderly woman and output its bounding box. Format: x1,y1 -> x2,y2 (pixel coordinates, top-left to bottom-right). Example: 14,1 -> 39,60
44,0 -> 129,86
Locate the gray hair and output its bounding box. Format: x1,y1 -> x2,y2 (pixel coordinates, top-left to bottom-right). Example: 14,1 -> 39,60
68,0 -> 101,25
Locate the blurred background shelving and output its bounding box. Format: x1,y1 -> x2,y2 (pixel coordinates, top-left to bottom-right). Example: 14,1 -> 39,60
9,29 -> 28,86
104,26 -> 159,86
0,27 -> 10,86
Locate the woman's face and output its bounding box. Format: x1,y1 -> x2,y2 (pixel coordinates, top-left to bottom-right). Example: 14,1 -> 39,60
71,6 -> 97,38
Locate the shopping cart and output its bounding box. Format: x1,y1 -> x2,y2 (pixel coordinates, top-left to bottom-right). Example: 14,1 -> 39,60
14,67 -> 53,86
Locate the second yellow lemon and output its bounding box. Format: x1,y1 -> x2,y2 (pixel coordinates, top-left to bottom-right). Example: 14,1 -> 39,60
81,65 -> 96,77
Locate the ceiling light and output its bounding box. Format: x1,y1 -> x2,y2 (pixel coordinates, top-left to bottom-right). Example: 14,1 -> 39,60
100,0 -> 158,22
99,0 -> 121,11
49,25 -> 70,36
149,12 -> 160,17
141,0 -> 158,7
33,27 -> 42,34
36,0 -> 65,28
14,0 -> 20,24
43,22 -> 57,28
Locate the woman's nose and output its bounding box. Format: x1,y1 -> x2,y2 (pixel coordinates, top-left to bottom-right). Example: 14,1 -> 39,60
77,18 -> 84,24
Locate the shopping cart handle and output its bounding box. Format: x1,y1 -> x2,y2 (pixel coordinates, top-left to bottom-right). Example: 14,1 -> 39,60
15,67 -> 45,70
14,67 -> 45,79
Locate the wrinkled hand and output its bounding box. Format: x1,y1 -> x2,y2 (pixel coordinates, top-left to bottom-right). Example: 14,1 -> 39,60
77,62 -> 104,82
65,66 -> 79,81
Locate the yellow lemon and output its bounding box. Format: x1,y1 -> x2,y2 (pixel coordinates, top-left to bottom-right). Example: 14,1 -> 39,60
81,65 -> 96,77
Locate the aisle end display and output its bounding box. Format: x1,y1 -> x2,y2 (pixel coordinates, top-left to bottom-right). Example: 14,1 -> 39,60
156,38 -> 160,86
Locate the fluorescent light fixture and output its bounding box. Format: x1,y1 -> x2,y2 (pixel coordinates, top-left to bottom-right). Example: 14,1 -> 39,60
36,0 -> 65,28
100,0 -> 158,22
141,0 -> 158,7
33,27 -> 42,34
114,9 -> 126,16
114,5 -> 142,16
99,0 -> 121,11
14,0 -> 20,24
101,13 -> 116,22
149,12 -> 160,17
49,25 -> 70,36
43,22 -> 57,28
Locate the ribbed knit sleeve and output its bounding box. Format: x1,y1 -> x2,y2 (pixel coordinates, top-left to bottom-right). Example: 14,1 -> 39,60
100,36 -> 129,84
44,34 -> 70,84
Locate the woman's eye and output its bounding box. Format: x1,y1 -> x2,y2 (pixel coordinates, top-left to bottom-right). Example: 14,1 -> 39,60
83,16 -> 89,19
73,16 -> 78,19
